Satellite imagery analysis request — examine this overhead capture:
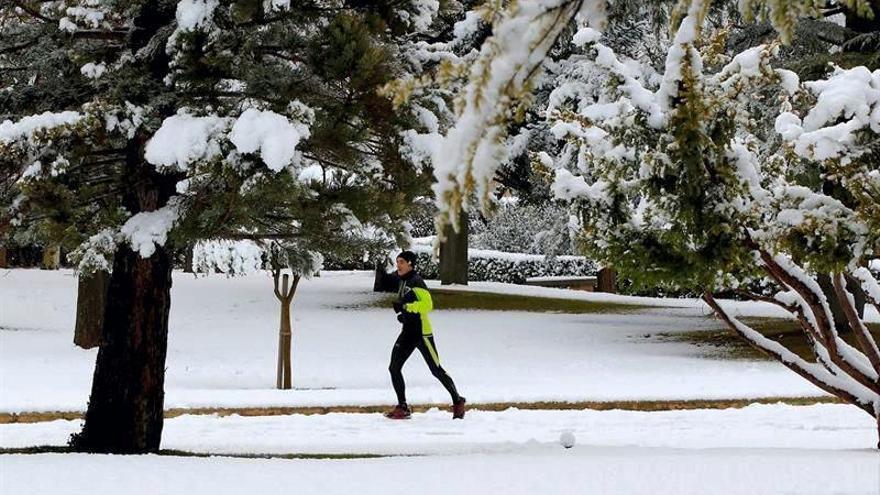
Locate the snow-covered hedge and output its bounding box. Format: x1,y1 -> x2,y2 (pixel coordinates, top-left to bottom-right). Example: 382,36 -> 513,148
470,201 -> 574,256
409,244 -> 596,284
408,199 -> 576,257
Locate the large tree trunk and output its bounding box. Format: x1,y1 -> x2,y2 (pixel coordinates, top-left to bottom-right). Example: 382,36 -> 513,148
71,244 -> 173,453
73,270 -> 109,349
71,132 -> 180,453
439,212 -> 468,285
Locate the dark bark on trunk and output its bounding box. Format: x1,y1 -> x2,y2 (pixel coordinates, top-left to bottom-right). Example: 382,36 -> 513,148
183,244 -> 194,273
71,128 -> 181,453
70,244 -> 173,453
439,213 -> 468,285
74,270 -> 109,349
817,274 -> 865,335
0,246 -> 7,268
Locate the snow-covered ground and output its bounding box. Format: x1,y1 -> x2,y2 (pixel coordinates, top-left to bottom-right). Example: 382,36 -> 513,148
4,268 -> 874,413
3,446 -> 876,495
3,269 -> 879,494
1,403 -> 874,454
2,404 -> 878,494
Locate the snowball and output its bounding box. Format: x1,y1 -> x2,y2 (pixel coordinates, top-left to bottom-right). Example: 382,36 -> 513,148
559,431 -> 576,449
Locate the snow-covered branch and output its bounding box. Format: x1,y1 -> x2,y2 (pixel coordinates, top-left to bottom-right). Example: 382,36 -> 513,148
432,0 -> 605,241
703,292 -> 876,415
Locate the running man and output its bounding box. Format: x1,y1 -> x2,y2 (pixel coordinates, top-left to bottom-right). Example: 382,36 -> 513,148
374,250 -> 466,419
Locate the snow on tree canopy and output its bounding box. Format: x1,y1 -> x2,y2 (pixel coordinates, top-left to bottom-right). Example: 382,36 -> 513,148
80,62 -> 107,80
0,111 -> 82,144
119,201 -> 181,258
572,27 -> 602,48
776,66 -> 880,162
229,109 -> 309,172
656,6 -> 703,115
175,0 -> 219,31
193,239 -> 264,275
431,0 -> 606,236
144,113 -> 228,172
398,0 -> 440,32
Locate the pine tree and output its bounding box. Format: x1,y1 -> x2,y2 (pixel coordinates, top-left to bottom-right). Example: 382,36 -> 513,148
1,0 -> 434,453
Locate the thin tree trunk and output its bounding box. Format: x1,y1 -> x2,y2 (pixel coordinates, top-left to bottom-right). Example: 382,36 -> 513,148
70,244 -> 173,453
279,301 -> 292,389
439,212 -> 468,285
74,270 -> 109,349
0,246 -> 7,268
274,271 -> 299,390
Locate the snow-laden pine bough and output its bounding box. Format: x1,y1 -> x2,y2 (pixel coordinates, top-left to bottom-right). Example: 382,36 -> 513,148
420,0 -> 880,445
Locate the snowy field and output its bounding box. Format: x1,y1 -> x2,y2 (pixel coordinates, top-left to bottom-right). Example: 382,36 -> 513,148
3,446 -> 877,495
3,268 -> 872,414
2,269 -> 879,494
1,403 -> 874,454
2,404 -> 879,494
1,404 -> 878,494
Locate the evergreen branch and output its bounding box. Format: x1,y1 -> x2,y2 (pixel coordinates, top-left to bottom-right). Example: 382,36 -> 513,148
0,36 -> 39,55
71,30 -> 129,41
214,232 -> 304,240
10,0 -> 57,24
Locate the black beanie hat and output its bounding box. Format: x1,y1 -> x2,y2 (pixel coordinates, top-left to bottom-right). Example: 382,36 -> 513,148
397,250 -> 417,266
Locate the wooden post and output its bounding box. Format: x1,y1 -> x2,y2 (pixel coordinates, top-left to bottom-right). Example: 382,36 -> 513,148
597,267 -> 617,293
74,270 -> 109,349
273,270 -> 299,390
